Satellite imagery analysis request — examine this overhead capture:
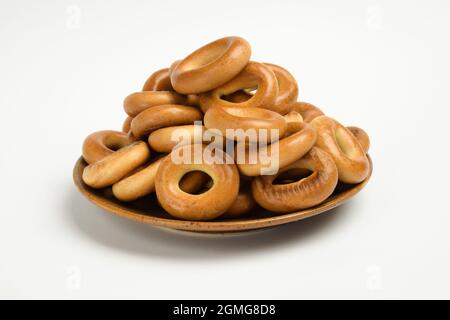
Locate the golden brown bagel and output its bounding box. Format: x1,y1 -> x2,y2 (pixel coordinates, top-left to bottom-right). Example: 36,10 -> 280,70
251,147 -> 338,213
148,125 -> 205,153
82,130 -> 132,164
131,104 -> 203,138
199,61 -> 278,113
292,102 -> 324,123
311,116 -> 370,184
204,105 -> 287,144
170,36 -> 251,94
237,122 -> 317,176
122,116 -> 133,133
155,144 -> 240,221
347,126 -> 370,153
265,63 -> 299,115
284,110 -> 304,134
222,186 -> 256,218
82,141 -> 151,189
112,157 -> 208,202
124,91 -> 188,117
112,156 -> 165,202
142,68 -> 174,91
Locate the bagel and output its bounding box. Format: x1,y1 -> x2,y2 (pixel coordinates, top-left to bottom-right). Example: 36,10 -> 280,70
155,144 -> 240,220
222,186 -> 256,218
291,102 -> 324,123
131,104 -> 203,138
311,116 -> 370,184
82,141 -> 151,189
82,130 -> 132,164
124,91 -> 188,117
252,147 -> 338,213
264,63 -> 299,114
112,156 -> 165,202
204,105 -> 287,144
237,121 -> 317,176
112,157 -> 208,202
142,68 -> 174,91
284,110 -> 304,134
199,61 -> 278,113
148,125 -> 204,153
347,126 -> 370,153
170,36 -> 251,94
122,116 -> 133,133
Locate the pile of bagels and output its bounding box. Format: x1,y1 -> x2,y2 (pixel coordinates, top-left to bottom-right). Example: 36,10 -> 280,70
81,36 -> 371,221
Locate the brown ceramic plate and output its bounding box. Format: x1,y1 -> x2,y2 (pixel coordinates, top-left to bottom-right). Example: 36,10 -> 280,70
73,155 -> 372,233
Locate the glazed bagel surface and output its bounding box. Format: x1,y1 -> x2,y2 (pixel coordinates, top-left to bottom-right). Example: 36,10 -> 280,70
311,116 -> 370,184
142,68 -> 174,91
170,36 -> 251,94
82,130 -> 132,164
124,91 -> 188,117
292,102 -> 324,123
347,126 -> 370,153
155,144 -> 240,221
251,147 -> 338,213
199,61 -> 278,113
131,104 -> 203,138
82,141 -> 151,189
204,105 -> 287,143
264,63 -> 299,115
237,121 -> 317,176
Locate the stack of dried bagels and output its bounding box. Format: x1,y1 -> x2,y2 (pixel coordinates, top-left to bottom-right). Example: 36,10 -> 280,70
81,36 -> 371,221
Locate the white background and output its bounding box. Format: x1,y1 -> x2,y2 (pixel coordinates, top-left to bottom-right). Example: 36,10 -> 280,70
1,0 -> 450,299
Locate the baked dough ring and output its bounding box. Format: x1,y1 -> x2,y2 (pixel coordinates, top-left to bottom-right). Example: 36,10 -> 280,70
142,68 -> 174,91
292,102 -> 324,123
222,187 -> 256,218
347,126 -> 370,153
124,91 -> 188,117
284,110 -> 303,134
251,147 -> 338,213
131,104 -> 203,138
82,141 -> 151,189
199,61 -> 278,113
170,36 -> 251,94
237,122 -> 317,176
82,130 -> 132,164
155,144 -> 240,221
204,106 -> 287,143
112,157 -> 165,202
148,125 -> 204,153
265,63 -> 299,115
311,116 -> 370,184
112,157 -> 208,202
122,116 -> 133,133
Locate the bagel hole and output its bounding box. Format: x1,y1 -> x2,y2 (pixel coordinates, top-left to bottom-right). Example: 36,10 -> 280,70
273,168 -> 313,185
179,171 -> 213,195
221,86 -> 257,102
107,143 -> 125,151
222,90 -> 252,103
245,87 -> 257,95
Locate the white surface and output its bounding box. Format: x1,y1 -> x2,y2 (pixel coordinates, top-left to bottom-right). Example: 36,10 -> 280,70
1,0 -> 450,299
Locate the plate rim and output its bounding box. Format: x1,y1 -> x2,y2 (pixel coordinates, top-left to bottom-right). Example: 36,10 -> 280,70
73,155 -> 372,232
